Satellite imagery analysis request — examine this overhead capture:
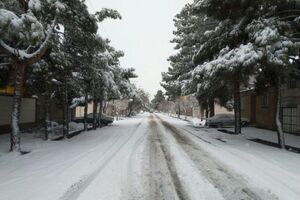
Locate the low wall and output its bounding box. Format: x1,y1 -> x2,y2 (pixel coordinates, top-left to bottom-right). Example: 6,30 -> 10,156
0,95 -> 36,133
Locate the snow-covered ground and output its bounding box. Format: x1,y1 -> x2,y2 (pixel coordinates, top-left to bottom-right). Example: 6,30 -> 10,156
159,113 -> 300,200
0,115 -> 147,200
1,113 -> 300,200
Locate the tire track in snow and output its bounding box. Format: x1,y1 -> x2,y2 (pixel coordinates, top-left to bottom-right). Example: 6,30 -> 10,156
156,134 -> 190,200
123,124 -> 148,200
143,116 -> 183,200
152,115 -> 223,200
59,120 -> 144,200
156,115 -> 278,200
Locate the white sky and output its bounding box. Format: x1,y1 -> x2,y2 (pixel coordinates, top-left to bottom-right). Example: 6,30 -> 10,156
86,0 -> 191,98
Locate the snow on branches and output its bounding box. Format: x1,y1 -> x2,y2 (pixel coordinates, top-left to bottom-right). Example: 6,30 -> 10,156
0,0 -> 66,62
95,8 -> 121,22
247,17 -> 300,66
193,43 -> 263,76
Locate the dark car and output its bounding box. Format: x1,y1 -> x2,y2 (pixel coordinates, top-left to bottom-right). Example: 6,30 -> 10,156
73,113 -> 114,126
206,113 -> 249,128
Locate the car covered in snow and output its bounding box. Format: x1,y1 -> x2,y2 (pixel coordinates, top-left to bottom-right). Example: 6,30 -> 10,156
73,113 -> 114,126
206,113 -> 249,128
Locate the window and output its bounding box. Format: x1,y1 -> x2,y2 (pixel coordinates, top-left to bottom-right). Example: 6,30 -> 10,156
261,94 -> 269,107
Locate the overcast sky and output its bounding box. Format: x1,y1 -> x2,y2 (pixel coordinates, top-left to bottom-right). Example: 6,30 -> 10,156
86,0 -> 191,98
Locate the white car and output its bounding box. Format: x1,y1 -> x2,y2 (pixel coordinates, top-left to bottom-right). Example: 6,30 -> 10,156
206,113 -> 249,128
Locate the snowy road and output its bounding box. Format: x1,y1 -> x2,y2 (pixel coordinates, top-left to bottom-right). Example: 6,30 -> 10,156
151,115 -> 277,200
1,113 -> 299,199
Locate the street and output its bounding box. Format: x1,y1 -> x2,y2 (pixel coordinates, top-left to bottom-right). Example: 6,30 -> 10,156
3,113 -> 298,200
2,1 -> 300,199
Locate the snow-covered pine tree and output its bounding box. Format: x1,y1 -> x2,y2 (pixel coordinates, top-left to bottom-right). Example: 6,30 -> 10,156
0,0 -> 65,151
163,1 -> 232,119
38,3 -> 122,134
193,0 -> 300,139
162,3 -> 198,105
192,0 -> 266,134
0,0 -> 123,149
246,7 -> 300,148
151,90 -> 165,110
90,42 -> 121,128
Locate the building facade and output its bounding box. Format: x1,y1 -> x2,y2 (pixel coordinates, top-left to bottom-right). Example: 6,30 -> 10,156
241,80 -> 300,134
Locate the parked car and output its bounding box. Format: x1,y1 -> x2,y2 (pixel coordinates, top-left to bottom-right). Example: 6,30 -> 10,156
73,113 -> 114,126
206,113 -> 249,128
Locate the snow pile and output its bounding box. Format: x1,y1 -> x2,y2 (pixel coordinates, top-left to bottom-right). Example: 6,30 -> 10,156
191,118 -> 206,127
69,122 -> 84,132
33,121 -> 84,138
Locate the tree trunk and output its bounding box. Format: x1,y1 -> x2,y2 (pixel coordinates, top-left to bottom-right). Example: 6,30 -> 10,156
205,103 -> 209,118
98,100 -> 103,127
62,83 -> 69,138
113,99 -> 116,119
233,81 -> 242,134
84,92 -> 88,131
209,98 -> 215,117
276,77 -> 285,149
103,101 -> 107,114
177,100 -> 181,119
66,97 -> 69,136
10,62 -> 26,152
93,98 -> 98,129
199,102 -> 205,119
44,90 -> 51,140
127,106 -> 132,117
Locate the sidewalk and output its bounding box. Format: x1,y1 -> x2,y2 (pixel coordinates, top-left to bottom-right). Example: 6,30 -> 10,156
169,113 -> 300,149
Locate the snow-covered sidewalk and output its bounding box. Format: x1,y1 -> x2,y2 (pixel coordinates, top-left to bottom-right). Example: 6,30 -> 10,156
170,113 -> 300,148
231,126 -> 300,148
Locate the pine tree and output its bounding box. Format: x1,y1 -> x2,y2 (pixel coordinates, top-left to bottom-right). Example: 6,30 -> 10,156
0,0 -> 65,151
151,90 -> 165,110
0,0 -> 125,151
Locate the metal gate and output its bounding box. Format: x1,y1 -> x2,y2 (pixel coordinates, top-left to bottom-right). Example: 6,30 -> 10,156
282,107 -> 299,133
